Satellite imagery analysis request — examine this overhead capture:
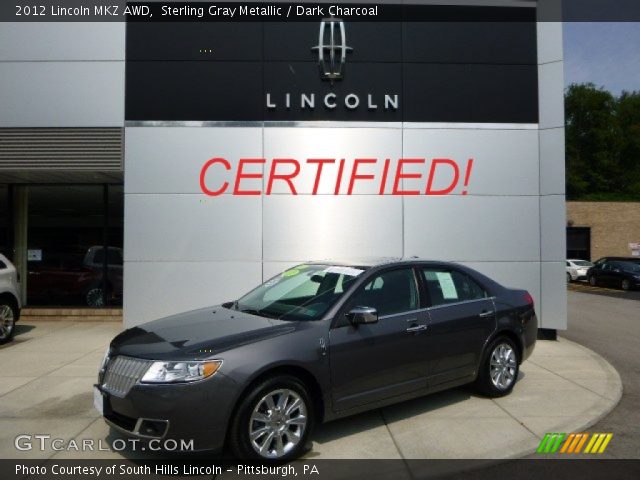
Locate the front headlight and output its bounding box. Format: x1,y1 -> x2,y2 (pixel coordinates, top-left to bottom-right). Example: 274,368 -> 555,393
140,360 -> 222,384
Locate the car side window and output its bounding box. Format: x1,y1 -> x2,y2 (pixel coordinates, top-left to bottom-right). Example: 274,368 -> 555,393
422,269 -> 488,307
566,261 -> 570,267
347,269 -> 418,317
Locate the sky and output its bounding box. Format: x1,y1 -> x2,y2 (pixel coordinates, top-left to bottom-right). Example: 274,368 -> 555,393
563,22 -> 640,95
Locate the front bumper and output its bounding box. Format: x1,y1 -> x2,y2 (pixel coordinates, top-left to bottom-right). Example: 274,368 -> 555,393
96,371 -> 240,452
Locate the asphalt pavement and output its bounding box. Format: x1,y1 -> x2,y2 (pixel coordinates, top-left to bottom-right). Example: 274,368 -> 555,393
561,288 -> 640,458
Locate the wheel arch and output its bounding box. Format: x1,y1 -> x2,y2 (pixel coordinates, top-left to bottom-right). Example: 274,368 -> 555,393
485,329 -> 523,365
0,292 -> 20,320
224,364 -> 325,446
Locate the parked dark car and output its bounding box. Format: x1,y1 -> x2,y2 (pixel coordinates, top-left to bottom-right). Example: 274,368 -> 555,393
27,246 -> 123,307
95,259 -> 537,460
588,258 -> 640,290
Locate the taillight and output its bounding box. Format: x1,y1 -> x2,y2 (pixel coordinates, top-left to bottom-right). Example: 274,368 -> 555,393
523,291 -> 534,306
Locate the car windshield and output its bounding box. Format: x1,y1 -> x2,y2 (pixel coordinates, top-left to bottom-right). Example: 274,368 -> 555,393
231,264 -> 366,321
572,260 -> 593,267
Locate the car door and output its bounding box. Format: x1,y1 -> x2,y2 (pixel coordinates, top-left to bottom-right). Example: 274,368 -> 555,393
328,267 -> 429,412
420,267 -> 496,387
599,262 -> 614,286
609,261 -> 626,287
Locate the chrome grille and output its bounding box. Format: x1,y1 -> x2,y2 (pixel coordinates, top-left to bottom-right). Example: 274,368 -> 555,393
102,356 -> 151,397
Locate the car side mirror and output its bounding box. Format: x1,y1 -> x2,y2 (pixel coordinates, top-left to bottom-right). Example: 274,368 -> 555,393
346,306 -> 378,325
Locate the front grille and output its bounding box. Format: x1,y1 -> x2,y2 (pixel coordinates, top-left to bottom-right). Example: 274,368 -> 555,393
102,356 -> 151,397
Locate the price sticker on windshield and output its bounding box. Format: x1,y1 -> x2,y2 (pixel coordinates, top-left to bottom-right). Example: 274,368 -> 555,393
324,266 -> 365,277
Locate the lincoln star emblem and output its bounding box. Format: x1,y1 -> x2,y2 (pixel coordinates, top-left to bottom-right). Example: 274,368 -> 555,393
311,18 -> 352,84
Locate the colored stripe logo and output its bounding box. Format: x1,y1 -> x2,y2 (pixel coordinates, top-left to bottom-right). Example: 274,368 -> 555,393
537,433 -> 613,454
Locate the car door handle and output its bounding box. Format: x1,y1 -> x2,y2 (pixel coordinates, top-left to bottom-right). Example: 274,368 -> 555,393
479,310 -> 495,318
406,324 -> 428,333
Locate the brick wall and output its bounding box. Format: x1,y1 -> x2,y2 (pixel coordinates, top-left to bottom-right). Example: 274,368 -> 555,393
567,202 -> 640,260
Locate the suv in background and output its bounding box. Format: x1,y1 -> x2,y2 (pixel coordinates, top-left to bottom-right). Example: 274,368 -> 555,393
588,257 -> 640,291
0,254 -> 21,344
566,259 -> 593,282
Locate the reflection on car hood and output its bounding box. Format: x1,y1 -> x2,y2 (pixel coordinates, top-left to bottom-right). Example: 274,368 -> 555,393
109,306 -> 295,360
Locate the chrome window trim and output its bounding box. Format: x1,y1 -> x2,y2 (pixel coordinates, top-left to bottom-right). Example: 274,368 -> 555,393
378,307 -> 429,320
426,296 -> 497,312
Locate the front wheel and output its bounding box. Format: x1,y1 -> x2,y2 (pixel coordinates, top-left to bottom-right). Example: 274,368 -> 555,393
228,375 -> 314,461
589,275 -> 598,287
474,337 -> 520,397
566,272 -> 572,283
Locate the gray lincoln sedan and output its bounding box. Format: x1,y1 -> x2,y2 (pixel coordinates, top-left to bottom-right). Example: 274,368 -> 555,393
95,258 -> 537,460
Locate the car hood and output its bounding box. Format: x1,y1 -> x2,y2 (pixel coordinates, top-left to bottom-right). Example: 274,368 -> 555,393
109,306 -> 296,360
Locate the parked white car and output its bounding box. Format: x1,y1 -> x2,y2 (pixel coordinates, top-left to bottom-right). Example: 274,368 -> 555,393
0,254 -> 21,344
566,259 -> 594,282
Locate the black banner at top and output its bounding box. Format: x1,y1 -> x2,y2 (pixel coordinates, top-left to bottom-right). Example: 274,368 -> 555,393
3,1 -> 640,22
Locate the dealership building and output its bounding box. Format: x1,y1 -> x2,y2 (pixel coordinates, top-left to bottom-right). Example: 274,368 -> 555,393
0,1 -> 567,331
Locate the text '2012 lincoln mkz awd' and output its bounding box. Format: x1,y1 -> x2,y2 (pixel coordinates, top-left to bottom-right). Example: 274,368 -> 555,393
95,259 -> 537,460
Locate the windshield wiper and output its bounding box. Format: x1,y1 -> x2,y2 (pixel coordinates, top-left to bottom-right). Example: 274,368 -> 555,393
239,308 -> 277,319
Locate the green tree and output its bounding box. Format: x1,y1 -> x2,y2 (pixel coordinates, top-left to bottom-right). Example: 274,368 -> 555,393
564,83 -> 640,200
617,91 -> 640,196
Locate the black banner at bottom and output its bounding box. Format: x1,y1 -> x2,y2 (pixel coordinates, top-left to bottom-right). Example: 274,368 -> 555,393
3,459 -> 640,480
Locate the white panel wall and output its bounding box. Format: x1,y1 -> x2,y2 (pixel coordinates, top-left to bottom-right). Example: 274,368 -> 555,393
125,123 -> 566,329
263,195 -> 404,261
537,20 -> 567,329
121,20 -> 567,330
124,262 -> 262,324
125,127 -> 264,194
263,128 -> 402,195
404,196 -> 540,262
124,127 -> 265,324
0,23 -> 125,61
0,22 -> 124,127
402,129 -> 539,196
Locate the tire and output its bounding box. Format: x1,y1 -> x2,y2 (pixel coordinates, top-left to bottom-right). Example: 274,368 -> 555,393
621,279 -> 631,291
589,275 -> 598,287
566,272 -> 572,283
0,301 -> 17,345
228,375 -> 314,461
474,336 -> 520,398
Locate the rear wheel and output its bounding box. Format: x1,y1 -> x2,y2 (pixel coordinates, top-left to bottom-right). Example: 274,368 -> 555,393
228,375 -> 314,461
621,279 -> 631,291
474,337 -> 520,397
0,302 -> 17,345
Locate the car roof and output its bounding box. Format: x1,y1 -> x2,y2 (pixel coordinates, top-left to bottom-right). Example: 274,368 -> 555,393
598,256 -> 640,262
301,257 -> 467,269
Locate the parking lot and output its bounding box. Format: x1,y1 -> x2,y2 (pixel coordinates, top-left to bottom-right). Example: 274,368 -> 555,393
568,280 -> 640,301
562,283 -> 640,458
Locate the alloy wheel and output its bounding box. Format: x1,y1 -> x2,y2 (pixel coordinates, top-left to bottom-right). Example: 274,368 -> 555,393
0,305 -> 15,340
248,388 -> 307,459
589,276 -> 597,286
86,288 -> 104,307
622,280 -> 630,291
489,343 -> 517,390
